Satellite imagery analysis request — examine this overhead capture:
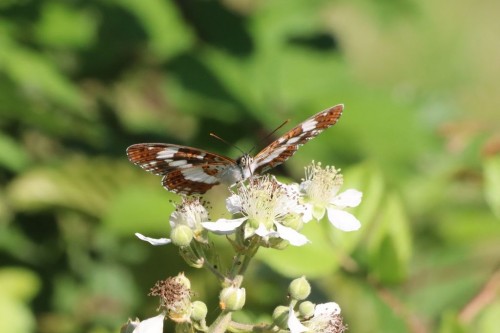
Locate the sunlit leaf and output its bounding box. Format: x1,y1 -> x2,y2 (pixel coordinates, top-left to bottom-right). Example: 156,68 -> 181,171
367,192 -> 412,283
36,2 -> 97,48
6,158 -> 135,216
0,34 -> 85,112
483,156 -> 500,218
0,267 -> 40,301
0,133 -> 30,172
112,0 -> 195,59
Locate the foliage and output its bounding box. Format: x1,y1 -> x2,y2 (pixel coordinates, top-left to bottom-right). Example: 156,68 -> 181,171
0,0 -> 499,332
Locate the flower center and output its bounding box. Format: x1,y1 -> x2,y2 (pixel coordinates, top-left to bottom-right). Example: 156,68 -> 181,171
303,162 -> 343,206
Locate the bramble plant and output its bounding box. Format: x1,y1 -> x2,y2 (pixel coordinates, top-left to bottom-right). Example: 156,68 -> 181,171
121,162 -> 362,333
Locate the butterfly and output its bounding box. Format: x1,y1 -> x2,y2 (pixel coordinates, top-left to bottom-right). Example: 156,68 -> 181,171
127,104 -> 343,195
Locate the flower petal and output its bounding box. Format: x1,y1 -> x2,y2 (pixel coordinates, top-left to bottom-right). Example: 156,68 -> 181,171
326,208 -> 361,231
135,233 -> 172,246
226,194 -> 243,214
275,223 -> 309,246
254,223 -> 278,238
288,307 -> 308,333
330,189 -> 362,208
201,217 -> 247,234
314,302 -> 341,317
132,313 -> 165,333
301,204 -> 313,222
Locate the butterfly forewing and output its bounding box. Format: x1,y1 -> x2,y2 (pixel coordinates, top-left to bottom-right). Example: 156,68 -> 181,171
127,143 -> 237,194
253,104 -> 343,174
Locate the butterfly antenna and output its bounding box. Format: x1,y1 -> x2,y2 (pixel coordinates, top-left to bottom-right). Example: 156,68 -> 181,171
248,119 -> 290,154
209,132 -> 245,155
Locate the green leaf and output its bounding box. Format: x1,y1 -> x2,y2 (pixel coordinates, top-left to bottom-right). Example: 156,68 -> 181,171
6,158 -> 136,216
0,34 -> 85,111
257,220 -> 340,277
476,300 -> 500,333
0,267 -> 40,301
103,184 -> 176,236
367,192 -> 412,283
483,156 -> 500,218
112,0 -> 195,59
0,133 -> 30,172
36,2 -> 97,48
437,311 -> 467,333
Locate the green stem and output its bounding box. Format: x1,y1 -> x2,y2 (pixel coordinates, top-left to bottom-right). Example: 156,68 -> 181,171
208,310 -> 232,333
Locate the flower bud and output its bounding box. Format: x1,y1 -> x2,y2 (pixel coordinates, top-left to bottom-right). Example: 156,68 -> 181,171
289,276 -> 311,300
219,286 -> 246,311
272,305 -> 289,329
268,238 -> 289,250
171,225 -> 193,247
174,272 -> 191,289
191,301 -> 208,322
299,301 -> 315,318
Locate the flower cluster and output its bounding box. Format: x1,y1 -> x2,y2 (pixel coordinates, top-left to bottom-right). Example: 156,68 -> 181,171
129,162 -> 362,333
136,162 -> 362,249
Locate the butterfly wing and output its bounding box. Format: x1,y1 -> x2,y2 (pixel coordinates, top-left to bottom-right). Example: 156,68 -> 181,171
127,143 -> 237,194
253,104 -> 344,174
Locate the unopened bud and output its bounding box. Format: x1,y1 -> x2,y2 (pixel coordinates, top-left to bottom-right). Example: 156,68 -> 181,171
171,225 -> 193,247
219,286 -> 246,311
174,272 -> 191,289
191,301 -> 208,322
289,276 -> 311,300
272,305 -> 289,329
299,301 -> 315,318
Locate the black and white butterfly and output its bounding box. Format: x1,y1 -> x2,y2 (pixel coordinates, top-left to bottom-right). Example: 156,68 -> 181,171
127,104 -> 343,195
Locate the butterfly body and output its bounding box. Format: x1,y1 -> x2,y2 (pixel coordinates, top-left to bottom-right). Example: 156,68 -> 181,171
127,104 -> 343,195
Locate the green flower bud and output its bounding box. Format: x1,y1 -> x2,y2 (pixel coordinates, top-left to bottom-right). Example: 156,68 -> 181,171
219,286 -> 246,311
289,276 -> 311,300
268,238 -> 289,250
282,214 -> 304,231
272,305 -> 289,329
174,272 -> 191,289
299,301 -> 315,318
191,301 -> 208,322
171,225 -> 193,247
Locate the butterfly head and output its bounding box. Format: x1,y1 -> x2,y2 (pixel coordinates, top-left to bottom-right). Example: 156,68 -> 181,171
236,153 -> 255,180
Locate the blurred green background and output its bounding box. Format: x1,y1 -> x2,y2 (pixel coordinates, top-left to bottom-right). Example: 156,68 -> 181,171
1,0 -> 500,332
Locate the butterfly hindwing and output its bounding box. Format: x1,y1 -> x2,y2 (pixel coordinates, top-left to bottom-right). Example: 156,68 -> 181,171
253,104 -> 343,174
162,163 -> 229,194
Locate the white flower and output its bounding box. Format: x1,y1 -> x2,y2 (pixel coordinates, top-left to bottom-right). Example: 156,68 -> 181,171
300,162 -> 362,232
288,302 -> 345,333
202,175 -> 309,246
136,197 -> 210,246
122,313 -> 165,333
